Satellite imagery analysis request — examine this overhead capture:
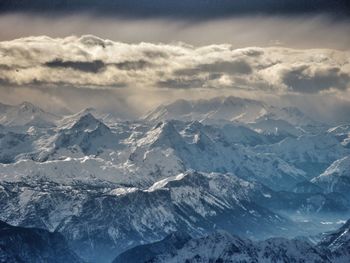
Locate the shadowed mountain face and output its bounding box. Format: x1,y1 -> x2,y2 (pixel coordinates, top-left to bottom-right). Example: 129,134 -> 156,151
113,219 -> 350,263
0,221 -> 84,263
112,231 -> 192,263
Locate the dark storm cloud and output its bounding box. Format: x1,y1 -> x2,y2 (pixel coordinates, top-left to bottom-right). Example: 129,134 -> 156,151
0,0 -> 349,18
114,60 -> 152,71
45,59 -> 105,73
46,58 -> 152,73
199,60 -> 253,75
174,61 -> 252,77
282,66 -> 350,93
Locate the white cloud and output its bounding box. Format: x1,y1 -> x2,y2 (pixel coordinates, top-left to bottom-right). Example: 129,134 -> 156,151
0,35 -> 349,120
0,36 -> 349,92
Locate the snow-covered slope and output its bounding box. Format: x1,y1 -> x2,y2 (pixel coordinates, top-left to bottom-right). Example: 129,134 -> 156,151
311,156 -> 350,199
319,219 -> 350,262
0,102 -> 333,190
0,112 -> 124,164
255,133 -> 350,178
52,113 -> 122,156
129,120 -> 307,190
0,171 -> 297,262
57,107 -> 120,130
0,131 -> 35,163
0,220 -> 84,263
258,106 -> 317,126
2,169 -> 348,262
144,96 -> 269,123
0,157 -> 134,185
0,100 -> 349,262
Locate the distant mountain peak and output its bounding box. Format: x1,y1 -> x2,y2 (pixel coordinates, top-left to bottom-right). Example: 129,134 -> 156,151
0,101 -> 59,127
143,96 -> 315,127
72,112 -> 106,131
18,101 -> 42,112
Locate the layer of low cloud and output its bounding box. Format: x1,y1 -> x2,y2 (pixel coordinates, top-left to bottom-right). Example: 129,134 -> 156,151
0,34 -> 349,122
0,35 -> 349,91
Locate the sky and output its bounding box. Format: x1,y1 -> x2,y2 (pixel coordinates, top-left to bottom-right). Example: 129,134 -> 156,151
0,1 -> 349,122
0,1 -> 349,17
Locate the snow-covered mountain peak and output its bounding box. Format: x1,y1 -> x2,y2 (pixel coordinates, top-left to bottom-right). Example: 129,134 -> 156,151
0,101 -> 59,127
143,96 -> 267,123
58,108 -> 101,129
49,112 -> 121,157
71,113 -> 108,132
140,121 -> 184,148
143,96 -> 317,128
1,98 -> 350,262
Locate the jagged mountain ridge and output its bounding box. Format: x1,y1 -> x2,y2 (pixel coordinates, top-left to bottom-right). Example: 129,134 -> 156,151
0,114 -> 313,190
129,120 -> 308,190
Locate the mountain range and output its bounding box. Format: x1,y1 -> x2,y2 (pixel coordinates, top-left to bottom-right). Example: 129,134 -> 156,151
0,96 -> 350,262
114,219 -> 350,263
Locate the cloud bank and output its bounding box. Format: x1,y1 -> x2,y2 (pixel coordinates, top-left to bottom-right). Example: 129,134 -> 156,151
0,35 -> 349,92
0,35 -> 349,121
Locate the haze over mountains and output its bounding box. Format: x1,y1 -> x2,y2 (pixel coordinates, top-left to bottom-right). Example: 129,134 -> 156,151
0,96 -> 350,262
